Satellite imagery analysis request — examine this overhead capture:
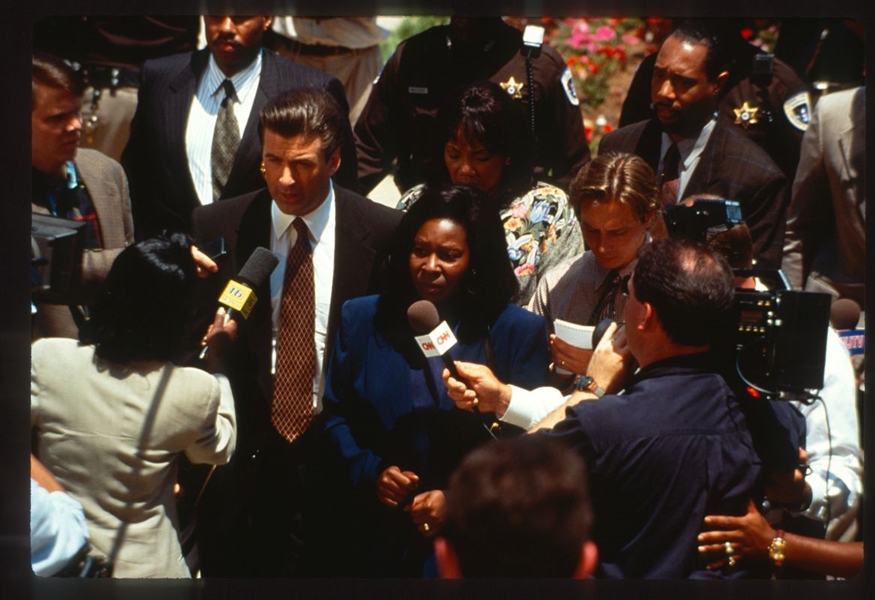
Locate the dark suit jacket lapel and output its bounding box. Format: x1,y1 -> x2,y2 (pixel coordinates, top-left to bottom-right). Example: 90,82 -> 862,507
167,50 -> 207,212
328,188 -> 378,357
236,191 -> 274,400
686,117 -> 729,193
635,119 -> 664,173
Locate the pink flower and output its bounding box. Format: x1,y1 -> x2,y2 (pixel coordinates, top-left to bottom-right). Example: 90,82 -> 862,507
515,263 -> 536,277
566,28 -> 586,49
621,33 -> 640,45
510,202 -> 529,218
595,26 -> 616,41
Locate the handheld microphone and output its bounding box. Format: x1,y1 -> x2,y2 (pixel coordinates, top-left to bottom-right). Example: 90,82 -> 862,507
407,299 -> 464,381
830,298 -> 860,330
218,247 -> 280,321
831,298 -> 865,356
592,318 -> 615,349
407,299 -> 499,439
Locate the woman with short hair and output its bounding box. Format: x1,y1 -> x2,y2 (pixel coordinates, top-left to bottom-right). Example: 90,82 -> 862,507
31,233 -> 237,578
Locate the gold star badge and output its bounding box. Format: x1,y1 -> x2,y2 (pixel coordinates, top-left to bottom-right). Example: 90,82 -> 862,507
500,76 -> 525,99
733,101 -> 759,129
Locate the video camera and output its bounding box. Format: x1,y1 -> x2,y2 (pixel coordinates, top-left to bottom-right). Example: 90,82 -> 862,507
31,213 -> 86,304
665,199 -> 830,401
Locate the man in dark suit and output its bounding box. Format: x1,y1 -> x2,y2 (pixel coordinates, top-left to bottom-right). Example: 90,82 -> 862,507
599,22 -> 789,269
619,19 -> 811,182
123,15 -> 358,239
192,88 -> 401,577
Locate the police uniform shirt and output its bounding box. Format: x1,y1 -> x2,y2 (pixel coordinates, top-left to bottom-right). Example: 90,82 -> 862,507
355,22 -> 590,193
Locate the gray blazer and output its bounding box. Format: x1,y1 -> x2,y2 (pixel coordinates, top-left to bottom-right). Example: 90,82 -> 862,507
32,149 -> 135,339
31,338 -> 236,578
782,87 -> 865,308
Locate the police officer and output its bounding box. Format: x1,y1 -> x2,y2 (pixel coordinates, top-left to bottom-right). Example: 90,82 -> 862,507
355,16 -> 590,195
620,19 -> 810,181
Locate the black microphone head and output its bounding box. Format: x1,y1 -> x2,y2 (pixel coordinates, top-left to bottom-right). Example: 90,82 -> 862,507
238,247 -> 280,288
592,318 -> 614,348
830,298 -> 861,330
407,300 -> 440,335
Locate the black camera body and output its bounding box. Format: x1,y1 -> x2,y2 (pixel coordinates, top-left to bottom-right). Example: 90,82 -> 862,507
31,213 -> 86,304
664,198 -> 744,243
666,199 -> 830,401
732,282 -> 831,399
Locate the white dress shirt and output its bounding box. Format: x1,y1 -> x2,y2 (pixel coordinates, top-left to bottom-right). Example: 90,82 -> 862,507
658,116 -> 717,203
269,182 -> 336,412
185,51 -> 262,206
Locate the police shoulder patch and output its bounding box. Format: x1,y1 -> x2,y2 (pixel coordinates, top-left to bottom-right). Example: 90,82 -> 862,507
783,92 -> 812,132
561,68 -> 579,107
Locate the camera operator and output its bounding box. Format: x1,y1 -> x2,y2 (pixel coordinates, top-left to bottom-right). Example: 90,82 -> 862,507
31,52 -> 134,339
682,201 -> 862,575
445,238 -> 760,578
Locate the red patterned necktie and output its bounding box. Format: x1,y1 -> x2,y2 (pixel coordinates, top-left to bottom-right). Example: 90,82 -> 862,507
271,218 -> 316,442
660,143 -> 680,206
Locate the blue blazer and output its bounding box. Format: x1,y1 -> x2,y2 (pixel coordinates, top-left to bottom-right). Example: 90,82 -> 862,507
322,295 -> 550,492
319,295 -> 549,575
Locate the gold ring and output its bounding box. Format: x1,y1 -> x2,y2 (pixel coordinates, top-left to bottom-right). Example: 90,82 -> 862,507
728,556 -> 737,568
422,523 -> 430,532
724,542 -> 733,556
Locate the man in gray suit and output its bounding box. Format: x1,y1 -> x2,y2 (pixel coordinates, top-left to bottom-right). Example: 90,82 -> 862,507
599,21 -> 789,269
782,87 -> 865,318
31,52 -> 134,339
122,15 -> 358,239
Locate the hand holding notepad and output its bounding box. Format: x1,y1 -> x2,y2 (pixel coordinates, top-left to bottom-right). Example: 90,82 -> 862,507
552,319 -> 595,375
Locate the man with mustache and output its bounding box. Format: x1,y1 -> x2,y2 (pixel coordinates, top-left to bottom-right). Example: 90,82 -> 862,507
600,21 -> 789,269
122,15 -> 358,239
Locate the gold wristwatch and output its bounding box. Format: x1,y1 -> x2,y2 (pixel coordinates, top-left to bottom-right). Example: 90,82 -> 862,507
768,530 -> 786,568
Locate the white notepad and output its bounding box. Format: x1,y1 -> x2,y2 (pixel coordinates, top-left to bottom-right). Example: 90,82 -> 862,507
553,319 -> 595,375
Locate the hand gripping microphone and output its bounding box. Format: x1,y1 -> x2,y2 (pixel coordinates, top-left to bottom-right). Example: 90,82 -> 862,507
407,299 -> 498,439
218,247 -> 280,321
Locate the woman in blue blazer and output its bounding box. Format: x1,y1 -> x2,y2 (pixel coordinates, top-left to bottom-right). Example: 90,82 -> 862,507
320,185 -> 550,576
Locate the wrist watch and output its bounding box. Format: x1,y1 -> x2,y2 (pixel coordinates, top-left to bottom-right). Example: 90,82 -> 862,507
768,530 -> 786,568
574,375 -> 605,397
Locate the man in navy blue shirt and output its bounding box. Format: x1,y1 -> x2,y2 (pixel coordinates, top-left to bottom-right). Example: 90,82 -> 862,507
446,238 -> 760,578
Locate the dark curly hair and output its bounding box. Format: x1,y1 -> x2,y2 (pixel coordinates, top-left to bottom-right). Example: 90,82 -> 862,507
376,184 -> 518,345
80,232 -> 197,363
429,81 -> 536,203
